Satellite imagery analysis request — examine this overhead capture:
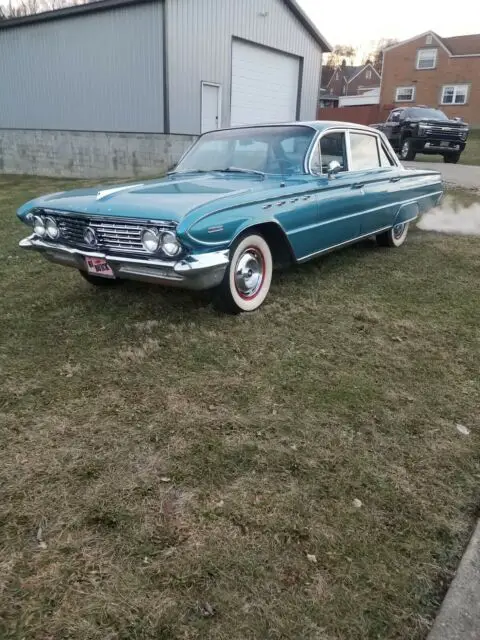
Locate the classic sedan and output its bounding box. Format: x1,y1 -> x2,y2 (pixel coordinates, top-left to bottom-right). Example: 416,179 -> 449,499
17,121 -> 443,313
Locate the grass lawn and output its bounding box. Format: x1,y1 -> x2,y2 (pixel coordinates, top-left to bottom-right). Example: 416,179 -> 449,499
1,176 -> 479,640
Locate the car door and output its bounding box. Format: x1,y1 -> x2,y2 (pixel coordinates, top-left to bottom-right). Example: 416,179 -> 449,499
296,129 -> 364,257
383,109 -> 403,149
347,130 -> 400,235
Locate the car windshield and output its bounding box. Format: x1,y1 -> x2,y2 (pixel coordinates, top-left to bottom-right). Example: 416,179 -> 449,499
173,125 -> 315,176
406,108 -> 448,121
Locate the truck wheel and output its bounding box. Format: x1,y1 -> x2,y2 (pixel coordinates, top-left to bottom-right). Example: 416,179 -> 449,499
213,232 -> 273,314
444,153 -> 460,164
377,223 -> 409,248
399,139 -> 416,161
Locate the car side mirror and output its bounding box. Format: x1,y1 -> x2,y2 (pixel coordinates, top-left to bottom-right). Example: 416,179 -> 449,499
327,160 -> 342,178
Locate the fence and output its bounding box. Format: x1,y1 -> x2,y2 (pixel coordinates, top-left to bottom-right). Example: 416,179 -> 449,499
316,105 -> 392,126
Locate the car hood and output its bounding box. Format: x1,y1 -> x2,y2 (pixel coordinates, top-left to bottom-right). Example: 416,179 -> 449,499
17,173 -> 285,223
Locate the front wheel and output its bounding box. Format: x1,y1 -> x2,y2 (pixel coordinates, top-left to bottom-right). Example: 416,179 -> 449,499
213,233 -> 273,314
444,153 -> 461,164
399,139 -> 416,161
377,222 -> 409,248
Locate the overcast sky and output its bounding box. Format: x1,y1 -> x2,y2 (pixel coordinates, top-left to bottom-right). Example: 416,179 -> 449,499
297,0 -> 479,60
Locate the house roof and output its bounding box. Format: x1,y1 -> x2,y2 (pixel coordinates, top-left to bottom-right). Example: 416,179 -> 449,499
441,34 -> 480,55
384,30 -> 480,56
0,0 -> 332,51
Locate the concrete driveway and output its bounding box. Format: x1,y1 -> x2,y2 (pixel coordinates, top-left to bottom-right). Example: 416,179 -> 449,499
404,161 -> 480,192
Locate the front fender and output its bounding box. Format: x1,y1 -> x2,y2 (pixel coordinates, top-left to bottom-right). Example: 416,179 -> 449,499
177,204 -> 276,249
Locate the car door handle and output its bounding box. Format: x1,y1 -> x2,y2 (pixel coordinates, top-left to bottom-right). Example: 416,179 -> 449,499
351,183 -> 365,189
390,176 -> 401,183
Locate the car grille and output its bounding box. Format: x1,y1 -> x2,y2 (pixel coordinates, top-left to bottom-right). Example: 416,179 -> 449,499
43,210 -> 176,255
425,126 -> 463,139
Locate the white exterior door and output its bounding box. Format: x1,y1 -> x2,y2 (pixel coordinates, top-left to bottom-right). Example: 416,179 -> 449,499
231,40 -> 300,126
201,82 -> 221,133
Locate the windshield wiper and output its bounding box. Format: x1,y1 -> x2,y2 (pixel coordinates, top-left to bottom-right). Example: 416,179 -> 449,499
167,169 -> 212,176
218,167 -> 266,178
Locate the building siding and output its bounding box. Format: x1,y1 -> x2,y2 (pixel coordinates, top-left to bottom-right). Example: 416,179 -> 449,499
165,0 -> 323,134
380,34 -> 480,125
0,3 -> 165,132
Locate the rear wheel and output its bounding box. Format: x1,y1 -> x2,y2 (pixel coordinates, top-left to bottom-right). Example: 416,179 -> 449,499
377,222 -> 409,248
213,233 -> 273,314
79,271 -> 122,286
443,153 -> 460,164
399,139 -> 416,161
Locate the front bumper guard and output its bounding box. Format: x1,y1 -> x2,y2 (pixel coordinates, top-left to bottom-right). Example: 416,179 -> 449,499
19,235 -> 229,291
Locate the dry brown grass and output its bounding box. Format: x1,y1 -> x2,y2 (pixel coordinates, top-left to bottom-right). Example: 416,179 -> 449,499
0,175 -> 479,639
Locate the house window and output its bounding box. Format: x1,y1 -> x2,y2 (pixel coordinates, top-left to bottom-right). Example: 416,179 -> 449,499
395,86 -> 415,102
426,34 -> 433,45
441,84 -> 469,105
416,48 -> 437,69
366,69 -> 372,79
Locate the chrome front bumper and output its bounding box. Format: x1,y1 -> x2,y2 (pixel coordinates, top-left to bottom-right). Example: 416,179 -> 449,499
19,235 -> 229,290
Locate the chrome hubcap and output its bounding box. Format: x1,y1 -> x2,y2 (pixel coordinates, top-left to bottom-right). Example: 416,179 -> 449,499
234,248 -> 264,298
393,223 -> 406,239
401,142 -> 409,157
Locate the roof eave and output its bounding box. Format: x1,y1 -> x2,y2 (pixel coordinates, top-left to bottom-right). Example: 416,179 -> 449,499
283,0 -> 332,52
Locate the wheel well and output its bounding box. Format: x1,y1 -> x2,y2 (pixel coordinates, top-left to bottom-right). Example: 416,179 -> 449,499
246,222 -> 294,269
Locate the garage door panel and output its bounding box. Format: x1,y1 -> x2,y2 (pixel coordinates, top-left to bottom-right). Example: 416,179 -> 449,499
231,40 -> 300,126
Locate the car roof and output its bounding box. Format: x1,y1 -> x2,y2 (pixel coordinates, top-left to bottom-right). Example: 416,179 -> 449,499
214,121 -> 379,134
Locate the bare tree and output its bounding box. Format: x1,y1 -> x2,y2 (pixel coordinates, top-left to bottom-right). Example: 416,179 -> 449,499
363,38 -> 398,74
324,45 -> 358,69
0,0 -> 87,18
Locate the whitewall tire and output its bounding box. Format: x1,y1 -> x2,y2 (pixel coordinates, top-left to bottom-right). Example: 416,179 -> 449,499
214,233 -> 273,314
377,222 -> 410,248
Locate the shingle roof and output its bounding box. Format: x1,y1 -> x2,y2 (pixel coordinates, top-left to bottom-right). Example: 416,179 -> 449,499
441,34 -> 480,55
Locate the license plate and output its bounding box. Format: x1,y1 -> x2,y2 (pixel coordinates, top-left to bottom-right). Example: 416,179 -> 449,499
85,257 -> 115,278
440,141 -> 450,147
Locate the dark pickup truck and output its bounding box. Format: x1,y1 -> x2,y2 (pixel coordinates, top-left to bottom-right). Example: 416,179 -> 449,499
373,106 -> 469,163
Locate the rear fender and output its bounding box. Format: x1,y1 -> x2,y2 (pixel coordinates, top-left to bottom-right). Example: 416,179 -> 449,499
394,201 -> 419,225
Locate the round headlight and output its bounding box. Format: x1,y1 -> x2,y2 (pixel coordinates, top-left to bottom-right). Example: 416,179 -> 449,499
33,215 -> 46,237
141,228 -> 160,253
160,231 -> 182,257
45,216 -> 60,240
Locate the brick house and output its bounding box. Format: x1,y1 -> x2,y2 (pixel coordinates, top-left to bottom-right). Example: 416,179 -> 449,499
322,62 -> 380,99
380,31 -> 480,125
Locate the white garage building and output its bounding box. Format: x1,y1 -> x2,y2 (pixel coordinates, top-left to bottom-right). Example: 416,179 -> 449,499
0,0 -> 330,177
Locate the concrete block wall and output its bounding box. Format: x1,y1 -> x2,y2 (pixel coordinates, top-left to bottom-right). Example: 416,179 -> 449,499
0,129 -> 197,179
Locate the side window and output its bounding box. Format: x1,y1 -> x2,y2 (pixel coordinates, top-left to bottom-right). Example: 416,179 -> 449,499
311,132 -> 347,174
378,142 -> 394,167
350,133 -> 381,171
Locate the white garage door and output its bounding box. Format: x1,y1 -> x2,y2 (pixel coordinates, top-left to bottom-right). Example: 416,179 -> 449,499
231,40 -> 300,126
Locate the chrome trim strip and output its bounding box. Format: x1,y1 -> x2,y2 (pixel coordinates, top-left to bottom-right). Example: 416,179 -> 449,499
288,190 -> 442,236
40,208 -> 177,228
297,226 -> 393,262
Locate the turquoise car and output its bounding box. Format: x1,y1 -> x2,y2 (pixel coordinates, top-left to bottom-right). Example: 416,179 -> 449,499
18,121 -> 443,313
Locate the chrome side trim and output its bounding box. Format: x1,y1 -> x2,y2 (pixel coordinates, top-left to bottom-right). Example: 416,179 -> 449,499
288,190 -> 442,237
297,226 -> 392,262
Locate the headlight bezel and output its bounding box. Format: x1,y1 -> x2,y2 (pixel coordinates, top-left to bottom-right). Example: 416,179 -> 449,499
141,227 -> 161,253
33,215 -> 47,238
159,230 -> 182,257
45,216 -> 60,240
